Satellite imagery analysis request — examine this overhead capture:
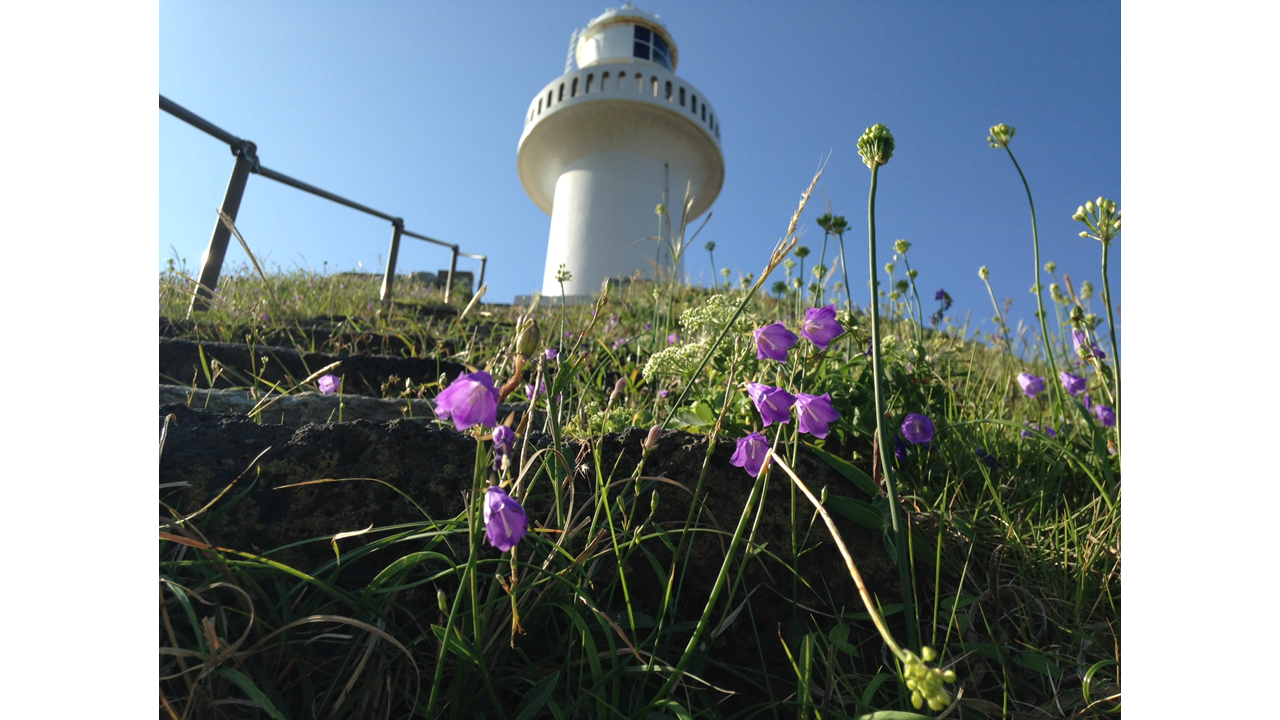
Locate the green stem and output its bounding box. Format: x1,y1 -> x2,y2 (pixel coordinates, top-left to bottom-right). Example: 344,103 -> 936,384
1003,145 -> 1062,408
1101,240 -> 1120,443
866,163 -> 919,652
837,232 -> 852,315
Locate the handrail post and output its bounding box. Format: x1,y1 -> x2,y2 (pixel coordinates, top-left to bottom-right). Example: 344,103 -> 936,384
444,246 -> 459,303
477,256 -> 487,290
188,141 -> 257,315
380,218 -> 405,305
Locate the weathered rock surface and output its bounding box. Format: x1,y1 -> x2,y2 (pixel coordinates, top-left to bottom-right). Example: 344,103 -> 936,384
159,337 -> 468,398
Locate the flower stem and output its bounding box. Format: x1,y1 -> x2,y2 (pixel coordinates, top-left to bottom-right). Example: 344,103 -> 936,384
1002,145 -> 1062,408
866,162 -> 919,651
1101,239 -> 1120,443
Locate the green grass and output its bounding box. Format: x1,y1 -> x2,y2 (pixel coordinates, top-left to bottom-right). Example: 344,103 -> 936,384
160,150 -> 1119,719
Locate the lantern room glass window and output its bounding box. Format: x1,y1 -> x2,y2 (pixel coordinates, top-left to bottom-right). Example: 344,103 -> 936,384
632,25 -> 672,71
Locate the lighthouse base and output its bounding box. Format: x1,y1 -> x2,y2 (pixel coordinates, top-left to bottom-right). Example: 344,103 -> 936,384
539,150 -> 688,297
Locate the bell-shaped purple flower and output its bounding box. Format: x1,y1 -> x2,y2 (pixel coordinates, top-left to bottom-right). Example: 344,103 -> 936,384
1059,372 -> 1086,397
545,348 -> 559,361
730,431 -> 771,477
746,382 -> 796,427
974,447 -> 998,468
753,322 -> 800,362
492,424 -> 515,472
1082,393 -> 1094,411
1017,373 -> 1046,398
1072,329 -> 1107,360
801,305 -> 843,351
1021,423 -> 1057,439
317,374 -> 341,395
1093,404 -> 1116,427
901,413 -> 935,444
434,371 -> 500,431
794,393 -> 840,438
483,486 -> 528,552
893,436 -> 908,462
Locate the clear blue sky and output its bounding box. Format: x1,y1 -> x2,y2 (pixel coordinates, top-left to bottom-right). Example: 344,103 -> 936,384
160,1 -> 1119,339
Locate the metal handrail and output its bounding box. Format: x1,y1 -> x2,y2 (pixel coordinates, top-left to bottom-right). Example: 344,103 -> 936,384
160,94 -> 487,313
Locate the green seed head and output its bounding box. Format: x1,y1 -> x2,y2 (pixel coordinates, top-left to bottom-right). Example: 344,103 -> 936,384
1044,261 -> 1056,273
907,269 -> 918,280
979,265 -> 990,281
1080,280 -> 1093,299
894,239 -> 912,254
655,203 -> 665,215
705,241 -> 716,252
988,123 -> 1015,148
885,262 -> 895,275
794,246 -> 811,259
858,123 -> 896,168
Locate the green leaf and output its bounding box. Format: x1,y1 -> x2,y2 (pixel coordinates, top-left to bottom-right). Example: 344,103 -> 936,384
823,494 -> 883,531
807,443 -> 878,497
513,669 -> 561,720
217,668 -> 288,720
1013,651 -> 1063,678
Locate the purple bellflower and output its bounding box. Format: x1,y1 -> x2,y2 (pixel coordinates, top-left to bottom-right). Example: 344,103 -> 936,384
1059,372 -> 1087,397
1093,404 -> 1116,427
483,486 -> 528,552
545,348 -> 559,361
893,436 -> 908,462
659,389 -> 671,399
935,289 -> 953,311
974,447 -> 998,468
668,333 -> 680,345
801,305 -> 843,351
1072,329 -> 1107,360
1082,393 -> 1094,411
901,413 -> 935,444
1021,423 -> 1057,439
753,322 -> 800,362
794,393 -> 840,438
317,374 -> 341,395
730,431 -> 771,477
434,371 -> 500,431
492,424 -> 515,472
745,382 -> 796,427
1018,373 -> 1047,398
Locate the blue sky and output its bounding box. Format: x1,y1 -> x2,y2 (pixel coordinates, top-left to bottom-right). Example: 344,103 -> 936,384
160,1 -> 1119,339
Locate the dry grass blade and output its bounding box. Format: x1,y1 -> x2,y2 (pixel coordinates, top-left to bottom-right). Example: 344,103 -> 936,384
246,359 -> 343,418
167,446 -> 273,526
767,450 -> 902,657
245,614 -> 422,711
216,208 -> 281,310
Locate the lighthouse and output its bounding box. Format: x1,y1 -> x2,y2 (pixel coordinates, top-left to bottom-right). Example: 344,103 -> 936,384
518,4 -> 725,298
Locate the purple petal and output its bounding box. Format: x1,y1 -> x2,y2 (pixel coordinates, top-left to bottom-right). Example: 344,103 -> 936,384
483,487 -> 528,552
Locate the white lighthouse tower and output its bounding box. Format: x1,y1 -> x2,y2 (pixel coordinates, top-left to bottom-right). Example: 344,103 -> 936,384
518,4 -> 724,298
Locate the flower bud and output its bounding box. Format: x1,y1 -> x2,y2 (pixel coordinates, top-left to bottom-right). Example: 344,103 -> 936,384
650,489 -> 659,515
1085,201 -> 1096,214
988,123 -> 1015,147
609,377 -> 626,405
437,588 -> 448,614
515,317 -> 541,357
884,262 -> 895,275
894,239 -> 911,254
655,203 -> 665,215
857,123 -> 896,168
1072,206 -> 1087,221
1044,261 -> 1056,273
978,265 -> 989,280
643,423 -> 661,451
